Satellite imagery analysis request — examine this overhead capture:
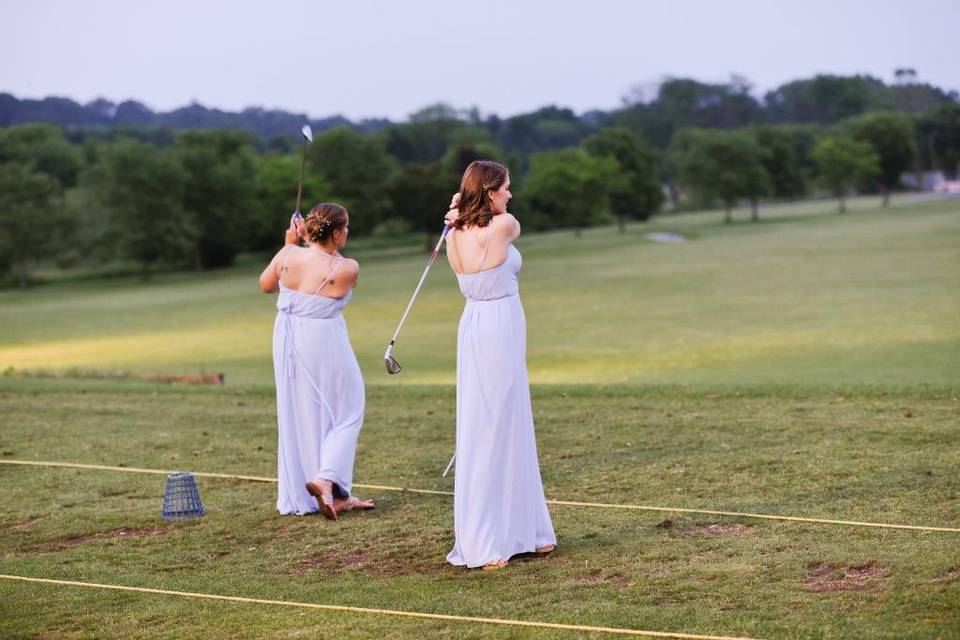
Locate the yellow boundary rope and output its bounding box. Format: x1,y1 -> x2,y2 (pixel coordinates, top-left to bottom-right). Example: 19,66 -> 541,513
0,574 -> 756,639
2,459 -> 958,533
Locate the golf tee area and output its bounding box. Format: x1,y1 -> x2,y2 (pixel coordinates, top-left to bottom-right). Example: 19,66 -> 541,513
1,196 -> 958,639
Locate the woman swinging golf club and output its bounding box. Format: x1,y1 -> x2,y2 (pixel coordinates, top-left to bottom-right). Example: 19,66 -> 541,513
443,160 -> 557,569
259,204 -> 374,520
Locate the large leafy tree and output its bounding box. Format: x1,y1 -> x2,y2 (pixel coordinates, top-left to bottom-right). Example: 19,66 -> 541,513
617,76 -> 764,150
763,74 -> 893,124
812,136 -> 880,212
310,127 -> 396,235
92,139 -> 194,279
0,161 -> 61,287
0,123 -> 82,187
751,125 -> 808,199
175,130 -> 259,268
387,162 -> 452,250
250,152 -> 330,251
670,128 -> 770,222
0,124 -> 82,286
917,103 -> 960,178
522,149 -> 625,235
384,103 -> 489,164
582,127 -> 663,231
852,111 -> 917,206
493,106 -> 594,158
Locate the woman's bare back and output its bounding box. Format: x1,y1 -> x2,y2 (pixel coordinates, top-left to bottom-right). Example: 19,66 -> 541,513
446,213 -> 520,275
279,246 -> 358,299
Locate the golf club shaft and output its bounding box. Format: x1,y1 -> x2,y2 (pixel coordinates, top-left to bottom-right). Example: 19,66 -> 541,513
295,140 -> 307,214
442,449 -> 456,477
387,225 -> 450,347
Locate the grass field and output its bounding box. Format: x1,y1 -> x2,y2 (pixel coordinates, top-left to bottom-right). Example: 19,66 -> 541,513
2,195 -> 958,387
1,196 -> 959,638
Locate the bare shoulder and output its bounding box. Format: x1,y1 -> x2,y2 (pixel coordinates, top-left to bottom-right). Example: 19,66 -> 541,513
340,257 -> 360,274
273,244 -> 294,263
493,213 -> 521,239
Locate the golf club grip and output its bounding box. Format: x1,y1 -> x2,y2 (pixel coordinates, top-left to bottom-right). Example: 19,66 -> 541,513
387,226 -> 450,345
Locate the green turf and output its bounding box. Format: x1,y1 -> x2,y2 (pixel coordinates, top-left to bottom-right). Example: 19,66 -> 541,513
1,195 -> 957,387
0,196 -> 959,638
1,385 -> 959,639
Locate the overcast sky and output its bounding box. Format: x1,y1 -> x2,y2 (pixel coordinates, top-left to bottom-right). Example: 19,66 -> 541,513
3,0 -> 958,121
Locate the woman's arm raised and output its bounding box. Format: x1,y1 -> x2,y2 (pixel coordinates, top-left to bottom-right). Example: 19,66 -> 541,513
259,218 -> 304,293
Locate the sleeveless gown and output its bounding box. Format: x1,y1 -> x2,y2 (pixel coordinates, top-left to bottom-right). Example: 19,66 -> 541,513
446,230 -> 557,567
273,256 -> 365,515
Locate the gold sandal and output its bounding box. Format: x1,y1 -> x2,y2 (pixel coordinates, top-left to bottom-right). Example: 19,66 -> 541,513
482,559 -> 508,571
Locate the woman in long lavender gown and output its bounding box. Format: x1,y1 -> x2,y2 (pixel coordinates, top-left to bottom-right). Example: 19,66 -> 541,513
259,203 -> 374,520
443,161 -> 557,569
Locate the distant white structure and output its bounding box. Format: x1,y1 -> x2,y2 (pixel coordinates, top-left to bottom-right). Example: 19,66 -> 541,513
935,180 -> 960,194
900,170 -> 960,193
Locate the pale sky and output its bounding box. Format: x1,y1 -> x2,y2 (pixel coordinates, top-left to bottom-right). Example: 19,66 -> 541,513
2,0 -> 958,121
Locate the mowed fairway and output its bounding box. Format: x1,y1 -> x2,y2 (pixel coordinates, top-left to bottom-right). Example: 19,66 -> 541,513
1,196 -> 959,639
1,196 -> 958,386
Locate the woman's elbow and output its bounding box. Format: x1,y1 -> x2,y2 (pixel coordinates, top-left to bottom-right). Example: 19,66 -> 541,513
258,276 -> 277,293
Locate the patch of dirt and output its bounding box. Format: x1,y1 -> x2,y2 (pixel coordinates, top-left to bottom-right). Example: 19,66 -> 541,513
575,569 -> 633,587
805,561 -> 887,593
28,526 -> 173,553
681,523 -> 754,536
13,516 -> 43,528
655,520 -> 753,536
935,567 -> 959,580
654,519 -> 753,536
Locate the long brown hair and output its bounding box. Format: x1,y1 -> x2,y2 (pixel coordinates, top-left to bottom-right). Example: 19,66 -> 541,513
453,160 -> 508,230
305,203 -> 348,242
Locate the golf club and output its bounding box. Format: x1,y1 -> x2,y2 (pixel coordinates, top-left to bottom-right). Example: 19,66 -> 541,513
292,124 -> 314,222
384,225 -> 451,374
442,449 -> 456,477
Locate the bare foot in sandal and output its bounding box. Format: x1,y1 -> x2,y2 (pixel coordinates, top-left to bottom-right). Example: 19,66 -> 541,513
334,496 -> 375,513
482,559 -> 508,571
535,544 -> 555,555
305,478 -> 338,521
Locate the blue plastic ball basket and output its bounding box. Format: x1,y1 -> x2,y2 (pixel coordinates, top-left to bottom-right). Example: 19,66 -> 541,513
161,472 -> 205,520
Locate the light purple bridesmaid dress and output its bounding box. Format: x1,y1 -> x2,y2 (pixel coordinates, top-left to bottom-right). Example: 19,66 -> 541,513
273,257 -> 365,515
447,228 -> 557,567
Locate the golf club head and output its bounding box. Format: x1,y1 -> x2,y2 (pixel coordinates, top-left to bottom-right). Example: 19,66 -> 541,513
384,346 -> 402,374
301,124 -> 314,143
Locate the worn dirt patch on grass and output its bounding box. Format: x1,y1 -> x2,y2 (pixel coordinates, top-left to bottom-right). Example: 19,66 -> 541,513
575,569 -> 633,587
12,516 -> 43,528
935,567 -> 959,581
656,519 -> 754,536
681,523 -> 754,536
805,561 -> 887,593
27,526 -> 173,553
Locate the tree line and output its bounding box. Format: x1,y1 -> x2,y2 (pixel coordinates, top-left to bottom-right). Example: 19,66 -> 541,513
2,72 -> 955,141
1,74 -> 958,287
